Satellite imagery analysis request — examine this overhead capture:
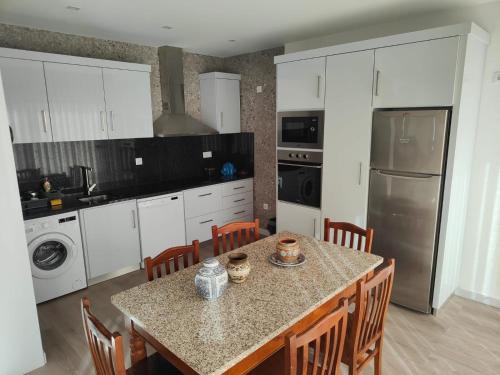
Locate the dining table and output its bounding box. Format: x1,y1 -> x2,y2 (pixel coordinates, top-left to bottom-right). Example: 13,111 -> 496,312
111,232 -> 383,375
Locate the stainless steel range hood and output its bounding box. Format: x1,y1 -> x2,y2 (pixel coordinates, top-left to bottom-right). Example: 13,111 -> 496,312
153,46 -> 217,137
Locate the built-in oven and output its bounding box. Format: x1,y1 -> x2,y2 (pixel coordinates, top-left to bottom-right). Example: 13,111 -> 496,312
277,149 -> 322,208
277,111 -> 324,149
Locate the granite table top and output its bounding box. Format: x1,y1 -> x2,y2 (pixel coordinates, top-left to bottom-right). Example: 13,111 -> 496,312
111,232 -> 383,375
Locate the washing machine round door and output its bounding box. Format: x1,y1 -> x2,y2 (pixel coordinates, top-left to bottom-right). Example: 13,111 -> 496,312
28,233 -> 77,279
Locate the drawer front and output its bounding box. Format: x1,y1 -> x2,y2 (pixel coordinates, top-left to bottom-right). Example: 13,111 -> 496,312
222,191 -> 253,209
220,203 -> 254,226
184,185 -> 222,218
222,179 -> 253,196
185,212 -> 220,243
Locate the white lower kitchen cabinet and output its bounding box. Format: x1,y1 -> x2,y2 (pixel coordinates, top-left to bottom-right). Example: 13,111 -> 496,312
321,50 -> 374,231
184,178 -> 254,243
137,193 -> 186,260
80,200 -> 141,281
277,201 -> 321,239
186,212 -> 221,243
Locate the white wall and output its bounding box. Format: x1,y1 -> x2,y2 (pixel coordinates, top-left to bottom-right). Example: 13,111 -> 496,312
0,73 -> 45,373
285,0 -> 500,307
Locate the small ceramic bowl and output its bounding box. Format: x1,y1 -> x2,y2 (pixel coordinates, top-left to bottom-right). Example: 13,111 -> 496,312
276,237 -> 300,263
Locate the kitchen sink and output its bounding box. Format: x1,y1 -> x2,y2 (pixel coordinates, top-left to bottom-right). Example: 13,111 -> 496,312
78,194 -> 110,204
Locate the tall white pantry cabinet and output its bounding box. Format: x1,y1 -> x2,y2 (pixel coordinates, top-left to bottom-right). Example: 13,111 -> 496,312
274,23 -> 489,311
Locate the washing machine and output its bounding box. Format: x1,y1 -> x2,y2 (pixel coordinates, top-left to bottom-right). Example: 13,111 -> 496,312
25,211 -> 87,303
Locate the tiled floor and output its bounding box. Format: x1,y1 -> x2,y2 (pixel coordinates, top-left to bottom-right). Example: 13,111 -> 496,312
29,241 -> 500,375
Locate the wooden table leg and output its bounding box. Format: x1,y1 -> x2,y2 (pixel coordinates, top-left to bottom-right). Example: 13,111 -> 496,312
126,318 -> 147,365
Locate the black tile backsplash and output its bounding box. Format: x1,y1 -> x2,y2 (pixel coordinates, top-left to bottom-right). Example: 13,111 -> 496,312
14,133 -> 254,194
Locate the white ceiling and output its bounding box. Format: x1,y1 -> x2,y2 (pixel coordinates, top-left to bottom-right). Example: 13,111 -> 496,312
0,0 -> 490,57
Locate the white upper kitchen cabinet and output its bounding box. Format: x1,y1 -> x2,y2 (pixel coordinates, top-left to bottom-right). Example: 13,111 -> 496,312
44,62 -> 108,142
200,72 -> 241,134
276,57 -> 326,111
102,68 -> 153,139
373,37 -> 459,108
0,57 -> 53,143
80,200 -> 141,281
321,51 -> 374,232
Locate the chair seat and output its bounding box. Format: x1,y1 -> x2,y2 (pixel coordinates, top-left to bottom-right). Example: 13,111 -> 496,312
127,352 -> 182,375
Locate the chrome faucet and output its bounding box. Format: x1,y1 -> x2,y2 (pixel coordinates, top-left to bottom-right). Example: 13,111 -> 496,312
80,166 -> 97,196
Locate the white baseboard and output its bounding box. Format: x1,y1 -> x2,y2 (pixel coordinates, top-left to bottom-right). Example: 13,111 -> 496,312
454,287 -> 500,308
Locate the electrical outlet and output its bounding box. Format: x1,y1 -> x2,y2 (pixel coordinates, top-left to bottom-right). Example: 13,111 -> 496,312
203,151 -> 212,159
256,85 -> 263,93
263,203 -> 269,210
135,157 -> 143,166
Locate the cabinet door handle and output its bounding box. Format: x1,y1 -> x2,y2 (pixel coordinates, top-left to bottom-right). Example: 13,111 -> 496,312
358,162 -> 362,185
100,111 -> 106,131
234,210 -> 246,215
109,111 -> 114,131
131,209 -> 136,229
200,219 -> 213,224
198,192 -> 212,197
233,198 -> 245,203
316,75 -> 321,98
234,186 -> 244,190
313,218 -> 317,236
41,110 -> 48,133
374,70 -> 380,96
220,112 -> 224,129
9,125 -> 14,142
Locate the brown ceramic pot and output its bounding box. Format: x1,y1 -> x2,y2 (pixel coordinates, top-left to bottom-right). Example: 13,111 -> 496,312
276,237 -> 300,263
226,253 -> 251,283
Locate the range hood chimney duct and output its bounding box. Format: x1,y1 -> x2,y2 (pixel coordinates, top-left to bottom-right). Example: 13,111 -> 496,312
153,46 -> 217,137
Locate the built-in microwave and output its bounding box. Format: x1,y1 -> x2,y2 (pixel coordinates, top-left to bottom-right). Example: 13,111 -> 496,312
277,111 -> 324,149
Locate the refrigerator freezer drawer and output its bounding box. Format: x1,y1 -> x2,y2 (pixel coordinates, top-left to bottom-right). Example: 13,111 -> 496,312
371,109 -> 449,175
367,169 -> 442,313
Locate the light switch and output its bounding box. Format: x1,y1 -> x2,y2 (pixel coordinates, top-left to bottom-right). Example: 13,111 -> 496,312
493,71 -> 500,84
203,151 -> 212,159
256,85 -> 263,93
135,157 -> 143,166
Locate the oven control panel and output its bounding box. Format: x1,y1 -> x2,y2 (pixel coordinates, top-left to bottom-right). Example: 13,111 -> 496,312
277,149 -> 323,164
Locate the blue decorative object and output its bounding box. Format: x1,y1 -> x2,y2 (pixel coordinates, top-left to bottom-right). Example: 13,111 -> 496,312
221,162 -> 236,177
195,258 -> 228,300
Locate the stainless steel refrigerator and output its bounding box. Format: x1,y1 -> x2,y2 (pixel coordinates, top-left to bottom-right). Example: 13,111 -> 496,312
367,109 -> 450,313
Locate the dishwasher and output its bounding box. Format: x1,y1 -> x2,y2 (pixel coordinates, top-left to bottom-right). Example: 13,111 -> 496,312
137,192 -> 186,261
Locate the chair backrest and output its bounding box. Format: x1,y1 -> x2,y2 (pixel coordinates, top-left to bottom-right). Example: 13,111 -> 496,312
285,299 -> 348,375
324,218 -> 373,253
212,219 -> 260,256
350,259 -> 395,355
145,240 -> 200,281
81,297 -> 126,375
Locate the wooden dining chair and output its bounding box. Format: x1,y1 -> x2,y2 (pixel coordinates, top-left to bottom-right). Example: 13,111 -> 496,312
81,297 -> 181,375
324,218 -> 374,253
212,219 -> 260,256
144,240 -> 199,281
342,259 -> 395,375
250,299 -> 349,375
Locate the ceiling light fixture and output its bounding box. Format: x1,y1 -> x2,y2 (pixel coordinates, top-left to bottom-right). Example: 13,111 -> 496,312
66,6 -> 80,11
162,25 -> 173,30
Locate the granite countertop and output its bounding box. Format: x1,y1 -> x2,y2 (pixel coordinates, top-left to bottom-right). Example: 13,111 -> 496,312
111,232 -> 383,375
22,175 -> 253,221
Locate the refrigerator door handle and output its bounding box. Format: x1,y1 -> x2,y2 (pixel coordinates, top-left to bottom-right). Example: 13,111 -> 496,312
375,170 -> 436,179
